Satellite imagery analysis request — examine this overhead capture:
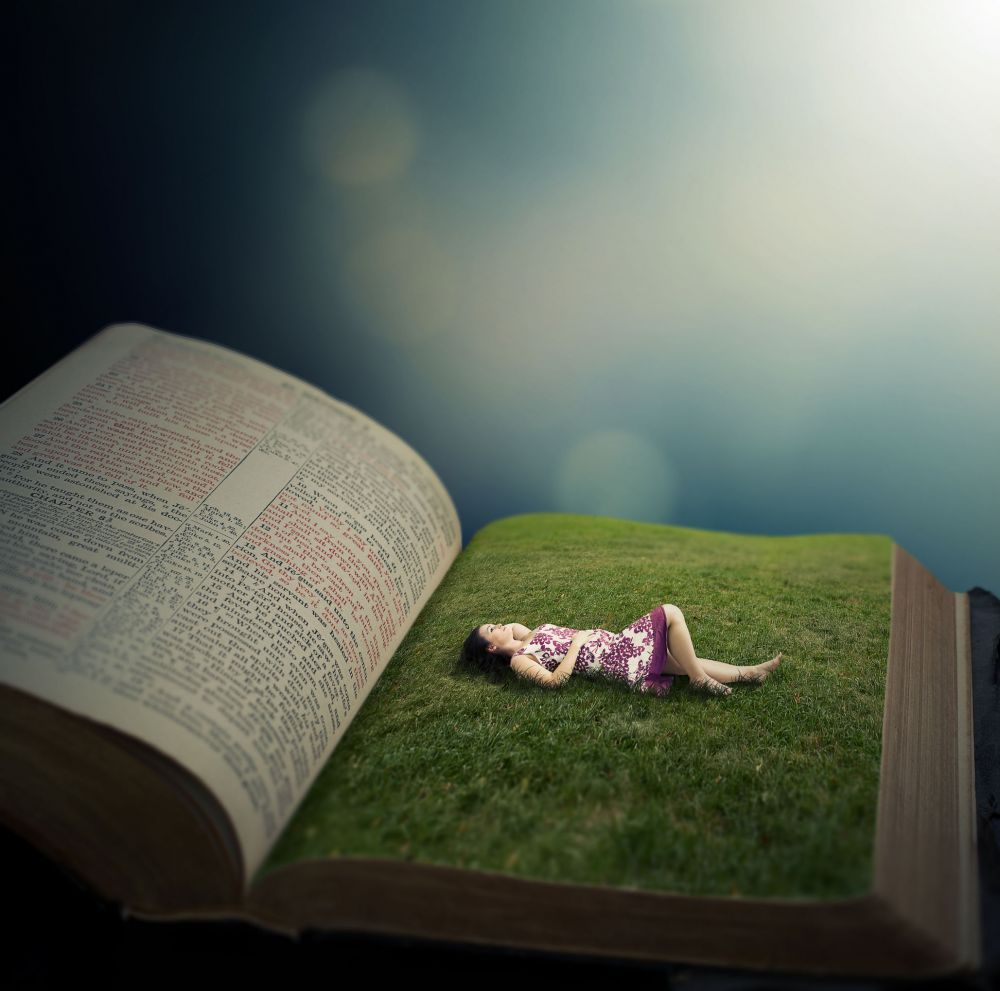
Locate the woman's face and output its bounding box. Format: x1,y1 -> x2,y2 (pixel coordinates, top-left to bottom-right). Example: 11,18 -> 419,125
479,622 -> 525,655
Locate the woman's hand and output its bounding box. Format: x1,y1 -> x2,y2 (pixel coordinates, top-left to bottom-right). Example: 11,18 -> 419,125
546,630 -> 592,688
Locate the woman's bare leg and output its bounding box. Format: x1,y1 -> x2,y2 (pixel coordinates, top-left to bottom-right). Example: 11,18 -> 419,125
661,605 -> 782,692
695,655 -> 782,685
665,649 -> 783,684
660,605 -> 731,696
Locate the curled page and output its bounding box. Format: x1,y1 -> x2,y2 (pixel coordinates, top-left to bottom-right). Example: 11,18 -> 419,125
0,324 -> 461,879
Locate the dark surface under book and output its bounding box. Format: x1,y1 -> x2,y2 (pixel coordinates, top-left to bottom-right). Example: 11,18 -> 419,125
6,587 -> 998,990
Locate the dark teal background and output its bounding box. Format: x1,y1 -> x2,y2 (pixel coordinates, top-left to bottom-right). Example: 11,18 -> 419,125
8,1 -> 998,594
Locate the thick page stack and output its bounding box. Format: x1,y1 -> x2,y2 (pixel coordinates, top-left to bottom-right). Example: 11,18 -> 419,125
0,325 -> 979,977
0,325 -> 461,893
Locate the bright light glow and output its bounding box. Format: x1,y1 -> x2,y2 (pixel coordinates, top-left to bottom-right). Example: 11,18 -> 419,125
291,2 -> 1000,591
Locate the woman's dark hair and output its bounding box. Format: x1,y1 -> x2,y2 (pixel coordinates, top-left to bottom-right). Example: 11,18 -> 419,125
460,624 -> 511,681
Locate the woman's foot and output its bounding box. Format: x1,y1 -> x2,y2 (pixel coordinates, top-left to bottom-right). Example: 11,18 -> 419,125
691,675 -> 733,697
736,653 -> 783,684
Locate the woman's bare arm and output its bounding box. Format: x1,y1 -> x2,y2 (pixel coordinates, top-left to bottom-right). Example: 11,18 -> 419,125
511,630 -> 592,688
510,653 -> 553,686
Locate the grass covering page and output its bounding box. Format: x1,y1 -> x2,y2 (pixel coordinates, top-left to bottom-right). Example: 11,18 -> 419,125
257,514 -> 891,900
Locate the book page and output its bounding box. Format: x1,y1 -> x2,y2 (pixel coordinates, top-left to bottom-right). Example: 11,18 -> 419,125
0,324 -> 461,879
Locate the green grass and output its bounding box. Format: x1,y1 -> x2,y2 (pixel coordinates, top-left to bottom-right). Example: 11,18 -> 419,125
254,513 -> 891,900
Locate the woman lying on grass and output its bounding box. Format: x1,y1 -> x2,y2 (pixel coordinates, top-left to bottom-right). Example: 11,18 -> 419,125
461,603 -> 782,697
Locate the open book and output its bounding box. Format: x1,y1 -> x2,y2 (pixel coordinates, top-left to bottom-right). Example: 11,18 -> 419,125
0,324 -> 979,978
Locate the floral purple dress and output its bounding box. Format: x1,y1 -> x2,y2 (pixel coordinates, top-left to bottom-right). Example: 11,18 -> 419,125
512,608 -> 673,696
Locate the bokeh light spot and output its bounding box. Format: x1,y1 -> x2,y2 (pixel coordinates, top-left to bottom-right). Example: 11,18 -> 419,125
302,68 -> 417,185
